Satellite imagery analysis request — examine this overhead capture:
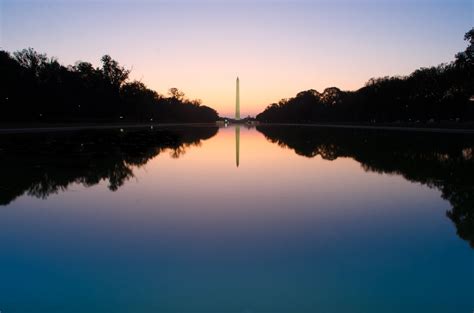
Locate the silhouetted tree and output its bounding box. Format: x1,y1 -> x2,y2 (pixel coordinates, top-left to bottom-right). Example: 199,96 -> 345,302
168,87 -> 185,100
0,49 -> 219,123
455,28 -> 474,68
257,28 -> 474,125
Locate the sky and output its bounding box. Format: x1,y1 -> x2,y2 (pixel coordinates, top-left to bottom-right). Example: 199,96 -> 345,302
1,0 -> 472,117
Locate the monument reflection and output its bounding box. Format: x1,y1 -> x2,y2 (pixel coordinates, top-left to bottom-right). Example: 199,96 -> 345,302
0,125 -> 472,313
235,126 -> 240,167
1,125 -> 472,248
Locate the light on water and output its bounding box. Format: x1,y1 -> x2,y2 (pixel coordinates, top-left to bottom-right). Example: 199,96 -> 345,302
0,125 -> 472,313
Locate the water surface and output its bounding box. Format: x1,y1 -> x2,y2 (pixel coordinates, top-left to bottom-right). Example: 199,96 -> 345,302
0,125 -> 472,313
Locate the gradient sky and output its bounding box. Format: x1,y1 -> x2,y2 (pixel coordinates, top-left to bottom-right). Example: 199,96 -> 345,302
1,0 -> 472,116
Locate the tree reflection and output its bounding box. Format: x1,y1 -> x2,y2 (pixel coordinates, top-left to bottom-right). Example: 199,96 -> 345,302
0,126 -> 217,205
257,125 -> 474,248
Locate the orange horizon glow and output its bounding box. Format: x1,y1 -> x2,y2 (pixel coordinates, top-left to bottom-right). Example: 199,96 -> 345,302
2,0 -> 472,117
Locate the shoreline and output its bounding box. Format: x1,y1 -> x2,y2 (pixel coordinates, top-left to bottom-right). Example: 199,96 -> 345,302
0,122 -> 218,134
257,123 -> 474,134
1,121 -> 474,134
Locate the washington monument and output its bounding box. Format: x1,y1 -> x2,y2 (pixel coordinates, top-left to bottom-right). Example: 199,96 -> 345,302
235,77 -> 240,119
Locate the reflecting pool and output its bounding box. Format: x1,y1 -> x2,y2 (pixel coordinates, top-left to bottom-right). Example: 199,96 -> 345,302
0,125 -> 472,313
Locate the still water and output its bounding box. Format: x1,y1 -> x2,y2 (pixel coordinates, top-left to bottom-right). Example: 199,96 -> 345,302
0,125 -> 472,313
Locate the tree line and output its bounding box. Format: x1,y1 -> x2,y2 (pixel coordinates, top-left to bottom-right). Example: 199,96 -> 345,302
0,50 -> 219,123
257,28 -> 474,124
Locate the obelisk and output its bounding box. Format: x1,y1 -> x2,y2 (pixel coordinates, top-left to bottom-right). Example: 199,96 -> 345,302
235,77 -> 240,120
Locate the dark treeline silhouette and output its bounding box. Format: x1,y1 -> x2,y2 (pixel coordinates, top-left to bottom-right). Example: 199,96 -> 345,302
257,125 -> 474,248
0,126 -> 218,205
257,28 -> 474,124
0,50 -> 218,123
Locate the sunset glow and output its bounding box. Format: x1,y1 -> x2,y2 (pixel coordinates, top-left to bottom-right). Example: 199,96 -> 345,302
2,0 -> 472,116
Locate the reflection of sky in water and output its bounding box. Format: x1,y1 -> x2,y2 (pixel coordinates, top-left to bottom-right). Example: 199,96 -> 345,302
0,126 -> 472,313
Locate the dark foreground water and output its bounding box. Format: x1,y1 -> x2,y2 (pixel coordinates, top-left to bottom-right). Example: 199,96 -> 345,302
0,125 -> 472,313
